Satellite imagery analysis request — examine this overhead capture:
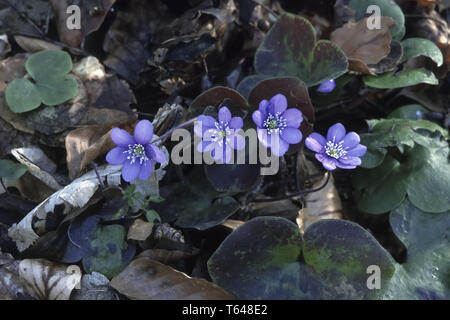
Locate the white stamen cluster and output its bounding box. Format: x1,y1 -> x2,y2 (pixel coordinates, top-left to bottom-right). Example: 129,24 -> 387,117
324,138 -> 347,159
123,143 -> 149,165
263,112 -> 287,135
207,121 -> 232,146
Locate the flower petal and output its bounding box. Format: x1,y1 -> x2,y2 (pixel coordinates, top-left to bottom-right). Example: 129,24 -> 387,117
327,123 -> 346,142
230,133 -> 245,150
317,79 -> 336,94
194,115 -> 216,137
146,144 -> 166,164
259,99 -> 269,114
257,128 -> 271,148
134,120 -> 154,145
282,108 -> 303,128
270,137 -> 290,157
218,106 -> 231,123
138,161 -> 153,180
229,116 -> 243,129
223,145 -> 232,164
121,161 -> 141,182
252,110 -> 265,128
342,132 -> 360,149
197,141 -> 213,153
111,128 -> 135,147
305,133 -> 326,153
346,144 -> 367,157
269,94 -> 287,114
281,128 -> 302,144
338,156 -> 362,166
336,163 -> 356,169
106,147 -> 127,165
316,153 -> 337,171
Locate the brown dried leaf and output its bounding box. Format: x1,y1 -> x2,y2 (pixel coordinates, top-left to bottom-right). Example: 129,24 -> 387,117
14,35 -> 61,53
50,0 -> 116,47
65,121 -> 134,180
331,17 -> 396,74
138,249 -> 195,265
110,256 -> 234,300
297,174 -> 343,233
18,259 -> 81,300
127,219 -> 153,241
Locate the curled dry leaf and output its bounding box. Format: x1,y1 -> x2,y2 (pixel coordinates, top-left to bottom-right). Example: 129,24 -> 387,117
71,272 -> 119,300
13,35 -> 61,53
110,255 -> 234,300
297,174 -> 343,233
11,147 -> 62,191
65,121 -> 135,180
18,259 -> 81,300
8,165 -> 122,252
127,219 -> 153,241
331,17 -> 396,74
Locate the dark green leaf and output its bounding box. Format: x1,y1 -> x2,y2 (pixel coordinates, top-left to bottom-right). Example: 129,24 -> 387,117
0,159 -> 28,181
254,14 -> 348,87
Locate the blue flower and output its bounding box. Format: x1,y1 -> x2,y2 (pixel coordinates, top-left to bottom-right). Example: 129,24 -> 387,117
252,94 -> 303,157
317,79 -> 336,93
106,120 -> 166,182
194,106 -> 245,164
305,123 -> 367,171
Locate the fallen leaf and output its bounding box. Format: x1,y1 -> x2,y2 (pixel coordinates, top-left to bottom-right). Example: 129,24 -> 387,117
331,17 -> 396,74
13,35 -> 61,53
110,255 -> 234,300
127,219 -> 153,241
19,259 -> 81,300
65,121 -> 134,180
8,164 -> 122,252
297,174 -> 343,233
50,0 -> 116,47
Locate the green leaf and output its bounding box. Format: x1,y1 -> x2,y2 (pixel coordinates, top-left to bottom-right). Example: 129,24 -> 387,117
0,159 -> 28,181
347,0 -> 405,39
400,38 -> 443,66
355,137 -> 450,214
147,195 -> 165,203
153,167 -> 240,230
387,104 -> 428,120
363,68 -> 439,88
5,78 -> 41,113
82,224 -> 135,279
381,200 -> 450,299
254,13 -> 348,87
145,209 -> 161,223
5,50 -> 78,113
208,217 -> 395,299
25,50 -> 73,79
34,75 -> 78,106
236,75 -> 271,99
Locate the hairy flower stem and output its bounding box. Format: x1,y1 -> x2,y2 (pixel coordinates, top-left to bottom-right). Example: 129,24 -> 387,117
152,117 -> 198,145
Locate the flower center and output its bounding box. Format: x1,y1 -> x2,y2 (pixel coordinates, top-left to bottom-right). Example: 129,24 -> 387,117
263,112 -> 287,134
124,143 -> 149,165
325,140 -> 347,159
208,121 -> 232,146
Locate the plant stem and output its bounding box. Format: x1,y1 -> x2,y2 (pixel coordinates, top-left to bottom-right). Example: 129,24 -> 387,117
151,117 -> 198,145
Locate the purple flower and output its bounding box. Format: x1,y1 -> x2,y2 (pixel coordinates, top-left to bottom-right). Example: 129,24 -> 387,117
194,106 -> 245,164
106,120 -> 166,182
305,123 -> 367,171
252,94 -> 303,157
317,79 -> 336,93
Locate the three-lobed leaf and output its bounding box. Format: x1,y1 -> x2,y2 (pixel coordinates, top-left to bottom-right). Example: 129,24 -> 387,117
5,50 -> 78,113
